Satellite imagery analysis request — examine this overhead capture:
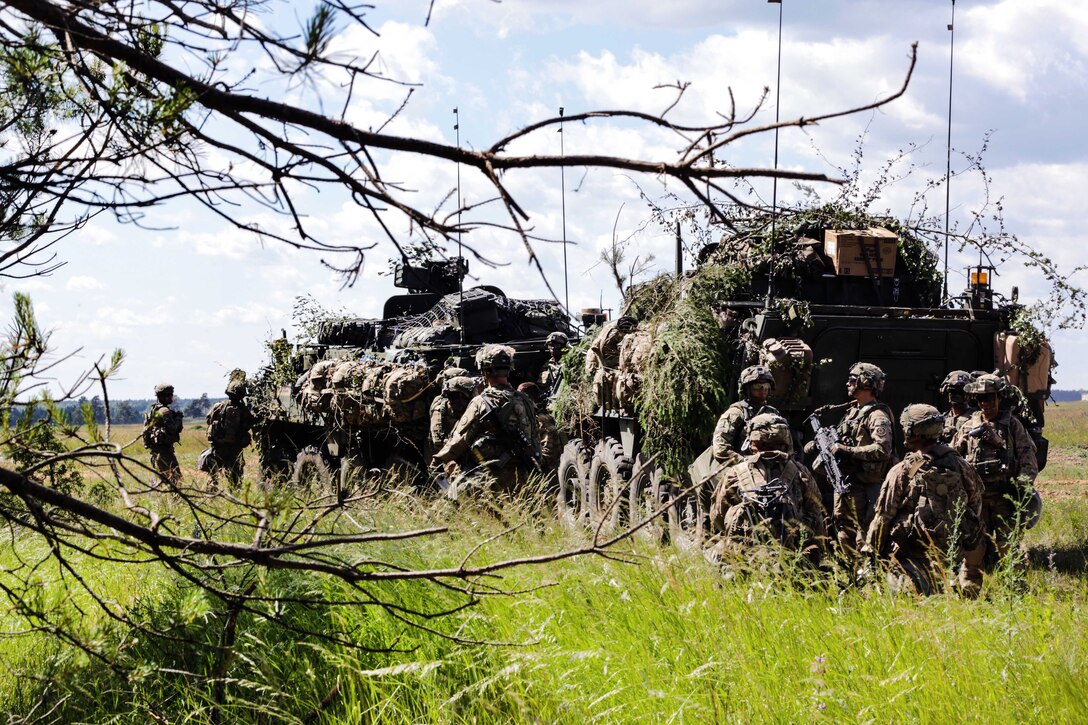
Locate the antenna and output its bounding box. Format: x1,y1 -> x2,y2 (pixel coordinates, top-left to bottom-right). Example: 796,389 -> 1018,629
454,107 -> 464,344
943,0 -> 956,305
766,0 -> 783,309
559,107 -> 570,316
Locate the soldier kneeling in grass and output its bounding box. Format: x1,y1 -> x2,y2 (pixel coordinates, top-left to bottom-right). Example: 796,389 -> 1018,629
864,404 -> 985,597
709,413 -> 829,560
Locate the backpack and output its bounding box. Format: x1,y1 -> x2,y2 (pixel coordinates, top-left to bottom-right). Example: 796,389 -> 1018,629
901,447 -> 978,551
207,400 -> 249,447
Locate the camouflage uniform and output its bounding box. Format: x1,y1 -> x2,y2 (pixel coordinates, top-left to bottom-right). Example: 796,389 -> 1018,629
433,346 -> 541,495
866,405 -> 984,596
584,317 -> 635,404
712,365 -> 780,465
954,375 -> 1038,564
538,331 -> 569,401
144,383 -> 183,485
810,363 -> 895,554
428,376 -> 477,462
205,375 -> 255,489
710,414 -> 828,551
938,371 -> 976,445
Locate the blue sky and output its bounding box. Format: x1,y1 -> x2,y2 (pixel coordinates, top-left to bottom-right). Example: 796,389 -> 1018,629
7,0 -> 1086,399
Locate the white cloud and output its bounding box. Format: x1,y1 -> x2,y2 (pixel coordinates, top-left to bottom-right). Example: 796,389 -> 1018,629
65,275 -> 106,291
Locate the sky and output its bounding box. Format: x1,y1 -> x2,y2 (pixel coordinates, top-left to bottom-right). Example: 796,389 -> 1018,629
6,0 -> 1087,400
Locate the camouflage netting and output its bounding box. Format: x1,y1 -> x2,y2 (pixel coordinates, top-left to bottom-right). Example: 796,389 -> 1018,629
560,205 -> 943,477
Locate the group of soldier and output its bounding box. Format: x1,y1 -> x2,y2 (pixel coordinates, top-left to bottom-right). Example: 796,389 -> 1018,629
141,374 -> 255,490
706,362 -> 1040,595
141,328 -> 1042,595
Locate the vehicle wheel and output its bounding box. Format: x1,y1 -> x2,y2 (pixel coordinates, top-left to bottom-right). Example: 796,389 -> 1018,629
629,454 -> 668,543
668,474 -> 709,548
588,437 -> 634,532
557,438 -> 592,526
292,447 -> 335,490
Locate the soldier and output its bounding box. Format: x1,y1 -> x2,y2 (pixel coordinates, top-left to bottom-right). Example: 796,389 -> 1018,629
865,404 -> 985,596
807,362 -> 895,556
143,382 -> 184,486
205,372 -> 255,489
538,331 -> 569,401
428,375 -> 478,462
432,344 -> 541,496
709,413 -> 828,555
939,370 -> 975,444
954,373 -> 1038,567
584,316 -> 636,404
517,381 -> 565,477
711,365 -> 780,466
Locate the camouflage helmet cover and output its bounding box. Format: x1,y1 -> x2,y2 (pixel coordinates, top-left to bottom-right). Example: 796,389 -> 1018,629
848,362 -> 886,395
225,369 -> 247,397
439,366 -> 470,381
225,379 -> 248,397
154,382 -> 174,396
545,331 -> 569,346
899,403 -> 944,439
963,373 -> 1008,396
616,315 -> 638,332
747,413 -> 791,449
476,344 -> 515,373
737,364 -> 775,395
444,376 -> 478,397
940,370 -> 974,394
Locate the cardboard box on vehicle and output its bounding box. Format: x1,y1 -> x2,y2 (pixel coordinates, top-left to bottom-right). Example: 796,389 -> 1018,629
823,227 -> 898,277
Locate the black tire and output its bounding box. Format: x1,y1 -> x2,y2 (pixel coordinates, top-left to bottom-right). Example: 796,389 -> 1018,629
557,438 -> 592,526
668,474 -> 709,547
588,437 -> 634,531
291,447 -> 334,490
629,454 -> 668,543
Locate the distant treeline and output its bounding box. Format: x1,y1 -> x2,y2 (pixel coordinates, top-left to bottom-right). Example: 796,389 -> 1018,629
8,395 -> 224,426
1051,389 -> 1086,402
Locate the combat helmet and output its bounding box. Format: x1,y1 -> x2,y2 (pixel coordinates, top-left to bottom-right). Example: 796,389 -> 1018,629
444,376 -> 478,397
476,344 -> 515,375
847,362 -> 886,396
225,369 -> 248,398
154,382 -> 174,397
963,373 -> 1008,397
737,364 -> 775,396
899,403 -> 944,439
747,413 -> 791,450
545,331 -> 569,347
439,366 -> 470,381
940,370 -> 973,395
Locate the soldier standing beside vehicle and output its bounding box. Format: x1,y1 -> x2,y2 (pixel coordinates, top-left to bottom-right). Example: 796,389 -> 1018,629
143,382 -> 184,486
538,331 -> 569,402
712,365 -> 780,466
807,363 -> 895,556
709,413 -> 828,557
428,375 -> 478,462
939,370 -> 976,445
954,373 -> 1038,567
432,345 -> 541,496
865,404 -> 985,597
205,373 -> 255,489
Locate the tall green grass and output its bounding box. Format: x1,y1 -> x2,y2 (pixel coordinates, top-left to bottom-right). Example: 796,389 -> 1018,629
3,489 -> 1088,723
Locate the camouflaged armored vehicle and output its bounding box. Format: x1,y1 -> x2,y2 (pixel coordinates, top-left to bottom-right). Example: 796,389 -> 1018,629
249,259 -> 574,490
554,211 -> 1055,539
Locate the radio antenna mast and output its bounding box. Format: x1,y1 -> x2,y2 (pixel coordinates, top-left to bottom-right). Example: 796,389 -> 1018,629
559,107 -> 570,316
766,0 -> 783,309
943,0 -> 957,305
454,107 -> 464,344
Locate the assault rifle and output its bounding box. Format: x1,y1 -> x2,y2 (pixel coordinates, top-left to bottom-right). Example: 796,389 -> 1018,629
806,414 -> 850,497
476,394 -> 542,472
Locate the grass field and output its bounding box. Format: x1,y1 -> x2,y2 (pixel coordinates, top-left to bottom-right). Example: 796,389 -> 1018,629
2,407 -> 1087,723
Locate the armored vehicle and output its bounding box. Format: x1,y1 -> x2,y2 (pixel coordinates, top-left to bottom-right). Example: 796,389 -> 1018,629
250,259 -> 573,491
555,215 -> 1054,539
